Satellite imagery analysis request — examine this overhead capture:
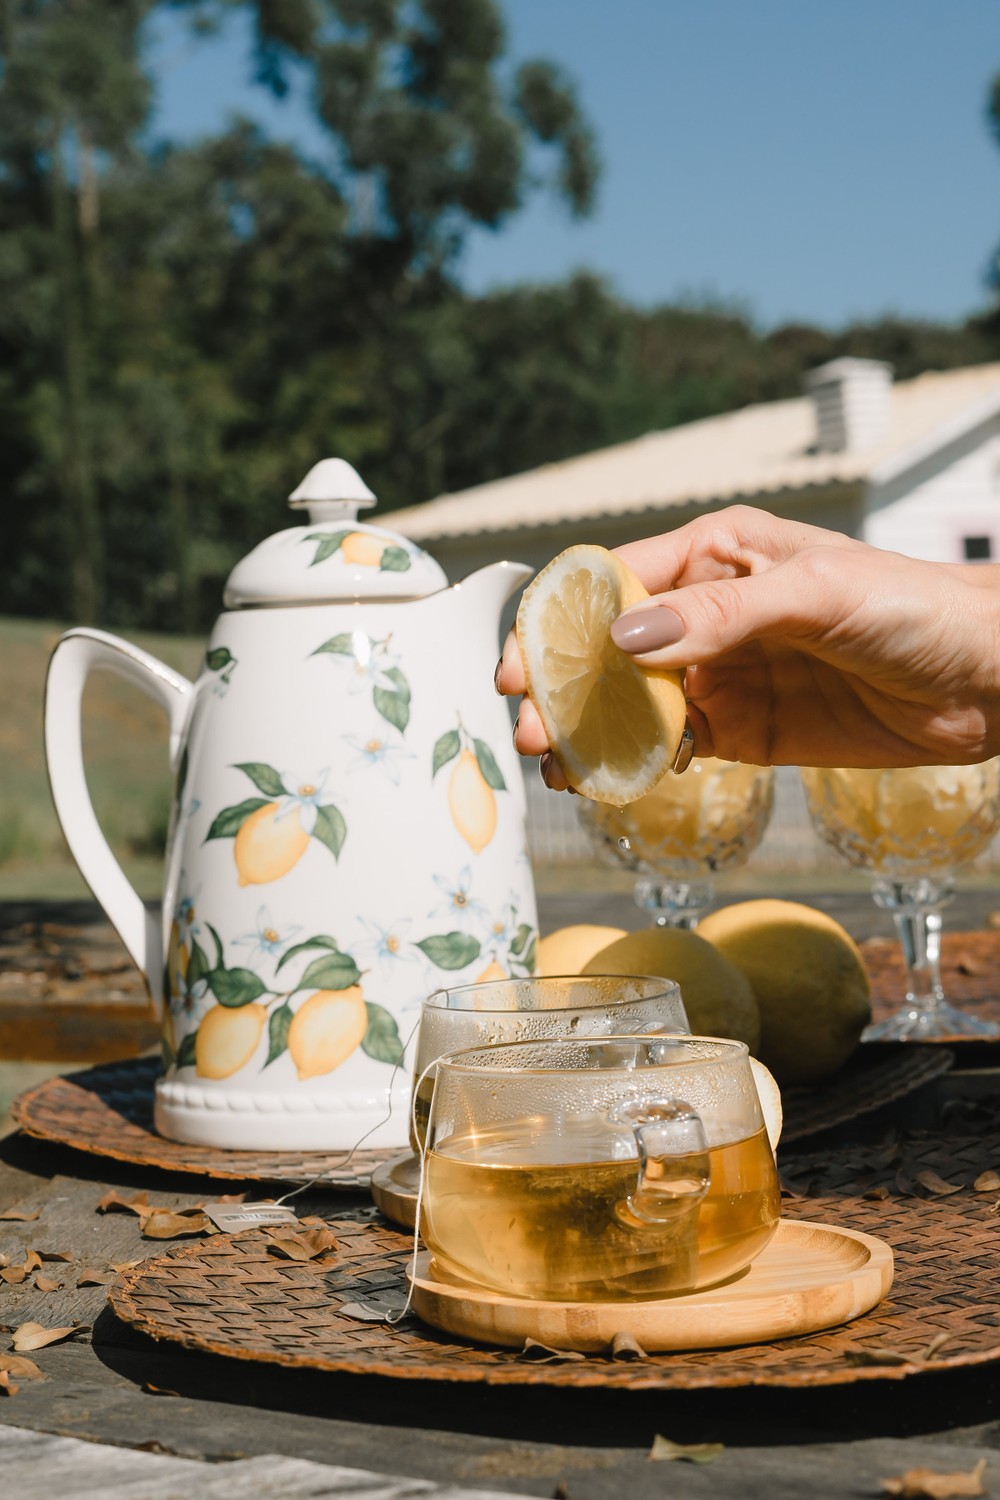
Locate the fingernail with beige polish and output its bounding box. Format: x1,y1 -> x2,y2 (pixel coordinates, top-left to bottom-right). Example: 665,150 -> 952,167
494,656 -> 504,694
610,607 -> 685,652
512,716 -> 520,748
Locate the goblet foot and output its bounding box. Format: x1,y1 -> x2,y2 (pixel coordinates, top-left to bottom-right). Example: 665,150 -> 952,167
863,1001 -> 1000,1043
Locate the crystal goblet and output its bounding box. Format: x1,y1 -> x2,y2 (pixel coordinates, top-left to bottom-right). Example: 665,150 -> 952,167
577,758 -> 775,927
800,763 -> 1000,1041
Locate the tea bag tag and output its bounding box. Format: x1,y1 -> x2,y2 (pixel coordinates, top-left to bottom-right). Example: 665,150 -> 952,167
203,1201 -> 300,1232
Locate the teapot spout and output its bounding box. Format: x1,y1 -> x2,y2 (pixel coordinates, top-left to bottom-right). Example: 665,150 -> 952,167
455,560 -> 534,620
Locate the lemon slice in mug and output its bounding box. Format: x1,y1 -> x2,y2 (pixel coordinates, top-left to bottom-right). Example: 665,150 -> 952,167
516,544 -> 686,803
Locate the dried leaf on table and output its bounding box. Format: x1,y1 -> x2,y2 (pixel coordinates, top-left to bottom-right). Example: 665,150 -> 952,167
76,1268 -> 114,1287
337,1300 -> 394,1323
955,952 -> 989,977
648,1435 -> 725,1464
96,1190 -> 150,1218
0,1268 -> 27,1286
609,1331 -> 647,1360
920,1332 -> 955,1361
34,1277 -> 60,1294
109,1260 -> 144,1273
515,1339 -> 586,1364
0,1371 -> 17,1397
0,1208 -> 40,1222
266,1228 -> 338,1262
915,1170 -> 964,1197
141,1211 -> 213,1240
0,1356 -> 44,1381
973,1171 -> 1000,1193
22,1252 -> 42,1273
11,1322 -> 87,1351
845,1344 -> 914,1367
864,1185 -> 891,1202
881,1459 -> 987,1497
34,1249 -> 73,1263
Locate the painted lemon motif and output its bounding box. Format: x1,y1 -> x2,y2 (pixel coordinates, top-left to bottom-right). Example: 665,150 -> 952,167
475,957 -> 508,984
448,749 -> 496,853
341,532 -> 385,567
288,986 -> 368,1080
196,1003 -> 267,1079
234,802 -> 310,886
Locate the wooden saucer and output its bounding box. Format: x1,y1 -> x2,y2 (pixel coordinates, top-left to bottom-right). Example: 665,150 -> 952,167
409,1220 -> 893,1353
370,1151 -> 420,1227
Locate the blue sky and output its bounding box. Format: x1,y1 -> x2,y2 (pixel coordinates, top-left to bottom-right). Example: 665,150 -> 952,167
148,1 -> 1000,330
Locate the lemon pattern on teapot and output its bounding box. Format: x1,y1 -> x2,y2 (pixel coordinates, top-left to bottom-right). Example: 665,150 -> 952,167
302,529 -> 413,573
206,762 -> 347,885
432,720 -> 507,854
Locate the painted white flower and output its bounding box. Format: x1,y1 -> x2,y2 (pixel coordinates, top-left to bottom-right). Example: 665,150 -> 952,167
343,733 -> 414,785
431,867 -> 489,927
354,915 -> 417,978
234,906 -> 303,967
336,632 -> 403,696
274,767 -> 330,835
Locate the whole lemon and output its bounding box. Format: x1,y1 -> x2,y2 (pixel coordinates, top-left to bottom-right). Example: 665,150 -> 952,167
536,924 -> 627,976
448,749 -> 497,853
234,802 -> 310,886
195,1003 -> 267,1080
698,899 -> 871,1085
288,987 -> 368,1080
582,927 -> 760,1051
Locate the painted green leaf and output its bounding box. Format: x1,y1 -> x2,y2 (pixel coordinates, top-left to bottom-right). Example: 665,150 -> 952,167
382,666 -> 411,700
362,1003 -> 405,1065
205,797 -> 270,840
379,545 -> 412,573
312,803 -> 347,860
473,738 -> 507,791
509,923 -> 534,958
210,966 -> 268,1007
205,647 -> 234,671
312,633 -> 356,657
294,950 -> 362,994
206,923 -> 225,970
276,935 -> 341,972
265,1003 -> 293,1067
374,685 -> 409,734
522,937 -> 537,973
186,936 -> 211,990
432,729 -> 461,778
161,1036 -> 176,1070
416,932 -> 481,970
305,530 -> 351,565
234,762 -> 288,797
176,1032 -> 198,1069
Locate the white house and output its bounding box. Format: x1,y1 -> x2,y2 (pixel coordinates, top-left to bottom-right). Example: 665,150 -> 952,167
388,359 -> 1000,576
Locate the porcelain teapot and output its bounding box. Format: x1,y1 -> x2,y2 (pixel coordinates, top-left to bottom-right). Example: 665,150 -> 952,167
45,460 -> 538,1151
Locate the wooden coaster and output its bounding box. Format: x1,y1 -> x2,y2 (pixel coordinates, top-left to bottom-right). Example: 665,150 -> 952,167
370,1152 -> 420,1228
11,1057 -> 394,1187
409,1221 -> 893,1353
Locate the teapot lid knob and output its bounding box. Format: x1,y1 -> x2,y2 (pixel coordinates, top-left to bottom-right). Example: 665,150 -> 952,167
288,459 -> 377,522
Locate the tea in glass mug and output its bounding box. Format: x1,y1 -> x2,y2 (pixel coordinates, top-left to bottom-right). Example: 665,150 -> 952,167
410,975 -> 689,1151
421,1035 -> 780,1302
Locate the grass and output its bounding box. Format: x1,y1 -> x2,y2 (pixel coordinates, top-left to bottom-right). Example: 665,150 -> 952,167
0,615 -> 203,900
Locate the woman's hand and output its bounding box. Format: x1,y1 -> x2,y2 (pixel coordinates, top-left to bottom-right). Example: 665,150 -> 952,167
497,505 -> 1000,786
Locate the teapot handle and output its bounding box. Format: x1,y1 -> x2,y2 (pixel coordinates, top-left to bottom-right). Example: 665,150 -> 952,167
44,628 -> 195,1010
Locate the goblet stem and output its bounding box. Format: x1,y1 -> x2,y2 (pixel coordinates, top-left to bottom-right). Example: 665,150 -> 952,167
864,878 -> 999,1041
634,877 -> 713,929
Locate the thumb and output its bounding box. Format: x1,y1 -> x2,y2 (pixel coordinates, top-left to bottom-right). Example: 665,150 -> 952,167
610,570 -> 804,669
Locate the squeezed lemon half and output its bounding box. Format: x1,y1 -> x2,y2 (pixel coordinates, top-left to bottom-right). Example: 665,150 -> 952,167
516,545 -> 686,803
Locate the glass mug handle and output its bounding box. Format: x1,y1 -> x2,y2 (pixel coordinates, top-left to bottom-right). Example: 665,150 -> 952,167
612,1101 -> 711,1226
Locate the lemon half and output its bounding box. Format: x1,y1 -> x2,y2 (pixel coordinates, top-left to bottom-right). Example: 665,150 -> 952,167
516,545 -> 686,803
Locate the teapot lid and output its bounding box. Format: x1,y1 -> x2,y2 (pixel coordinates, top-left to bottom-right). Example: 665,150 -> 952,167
223,459 -> 448,606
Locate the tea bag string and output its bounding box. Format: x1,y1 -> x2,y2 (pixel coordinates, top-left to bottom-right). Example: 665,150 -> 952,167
384,1055 -> 435,1327
269,1016 -> 421,1208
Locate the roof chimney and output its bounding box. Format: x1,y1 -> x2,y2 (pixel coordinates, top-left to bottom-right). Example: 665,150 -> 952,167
804,357 -> 893,453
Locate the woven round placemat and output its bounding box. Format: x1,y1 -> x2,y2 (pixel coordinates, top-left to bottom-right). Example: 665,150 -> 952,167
11,1057 -> 395,1186
781,1043 -> 953,1143
110,1124 -> 1000,1390
864,927 -> 1000,1037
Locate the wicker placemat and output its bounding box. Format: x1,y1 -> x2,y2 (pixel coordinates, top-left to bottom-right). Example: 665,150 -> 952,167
781,1044 -> 953,1143
10,1057 -> 395,1187
864,927 -> 1000,1036
110,1125 -> 1000,1390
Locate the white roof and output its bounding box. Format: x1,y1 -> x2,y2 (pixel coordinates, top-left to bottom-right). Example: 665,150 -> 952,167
390,363 -> 1000,541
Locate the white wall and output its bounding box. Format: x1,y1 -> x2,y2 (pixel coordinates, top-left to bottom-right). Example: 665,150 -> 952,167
864,416 -> 1000,562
